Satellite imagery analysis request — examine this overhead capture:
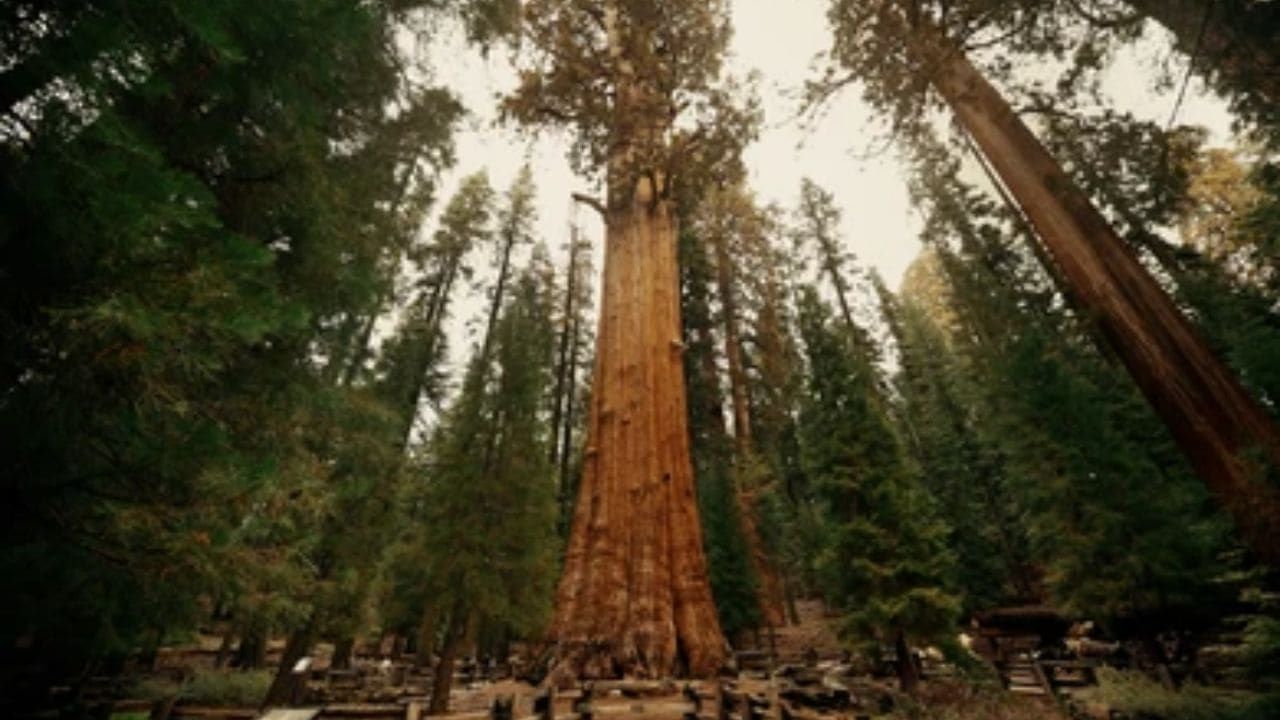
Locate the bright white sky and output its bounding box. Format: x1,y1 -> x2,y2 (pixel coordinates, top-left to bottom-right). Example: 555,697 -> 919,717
410,0 -> 1237,386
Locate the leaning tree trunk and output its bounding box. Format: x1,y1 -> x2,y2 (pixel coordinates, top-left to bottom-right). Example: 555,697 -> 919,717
261,621 -> 315,709
550,175 -> 725,679
910,14 -> 1280,565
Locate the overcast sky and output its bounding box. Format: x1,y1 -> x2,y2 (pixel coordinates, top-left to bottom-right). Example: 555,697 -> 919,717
410,0 -> 1236,392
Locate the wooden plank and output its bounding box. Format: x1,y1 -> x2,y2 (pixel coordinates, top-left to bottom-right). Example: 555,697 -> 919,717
1030,660 -> 1064,711
170,708 -> 257,720
320,705 -> 409,719
407,701 -> 423,720
257,711 -> 322,720
1036,659 -> 1099,669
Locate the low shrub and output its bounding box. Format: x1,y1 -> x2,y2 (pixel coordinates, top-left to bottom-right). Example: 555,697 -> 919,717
130,669 -> 272,707
1075,667 -> 1276,720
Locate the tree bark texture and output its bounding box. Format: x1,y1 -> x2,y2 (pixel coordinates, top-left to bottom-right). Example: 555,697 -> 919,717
916,20 -> 1280,565
550,179 -> 726,679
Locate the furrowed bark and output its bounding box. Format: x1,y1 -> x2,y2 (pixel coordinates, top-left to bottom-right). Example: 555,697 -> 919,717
548,0 -> 725,679
550,176 -> 725,678
908,12 -> 1280,565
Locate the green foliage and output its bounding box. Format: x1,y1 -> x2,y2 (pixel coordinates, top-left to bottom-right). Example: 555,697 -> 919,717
908,153 -> 1235,624
883,277 -> 1035,613
699,464 -> 763,638
1242,615 -> 1280,684
502,0 -> 757,200
1078,668 -> 1277,720
679,219 -> 763,637
0,0 -> 503,672
377,171 -> 496,439
795,285 -> 959,653
384,266 -> 561,643
133,669 -> 272,706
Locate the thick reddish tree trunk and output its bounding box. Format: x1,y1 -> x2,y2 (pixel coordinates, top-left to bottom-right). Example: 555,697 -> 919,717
550,176 -> 725,679
912,16 -> 1280,565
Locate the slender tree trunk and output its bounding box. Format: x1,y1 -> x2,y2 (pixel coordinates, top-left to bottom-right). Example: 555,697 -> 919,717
479,228 -> 518,369
558,310 -> 582,538
261,622 -> 315,709
332,637 -> 355,671
234,629 -> 266,670
397,254 -> 462,446
416,602 -> 442,667
712,230 -> 754,454
820,250 -> 858,340
893,628 -> 919,695
340,307 -> 380,387
550,226 -> 582,464
428,609 -> 471,715
909,12 -> 1280,565
782,575 -> 801,627
213,630 -> 234,669
550,175 -> 725,678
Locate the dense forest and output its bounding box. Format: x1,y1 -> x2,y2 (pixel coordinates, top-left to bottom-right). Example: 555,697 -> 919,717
2,1 -> 1279,719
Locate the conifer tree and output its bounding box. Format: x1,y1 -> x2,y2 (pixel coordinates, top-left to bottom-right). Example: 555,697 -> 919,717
0,1 -> 511,680
909,154 -> 1234,631
503,0 -> 757,677
403,267 -> 560,712
795,286 -> 958,693
823,0 -> 1280,565
547,222 -> 596,536
694,185 -> 789,630
679,209 -> 763,643
877,268 -> 1036,611
378,172 -> 496,444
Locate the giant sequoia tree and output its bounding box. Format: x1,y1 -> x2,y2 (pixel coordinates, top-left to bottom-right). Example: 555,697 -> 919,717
825,0 -> 1280,566
503,0 -> 753,678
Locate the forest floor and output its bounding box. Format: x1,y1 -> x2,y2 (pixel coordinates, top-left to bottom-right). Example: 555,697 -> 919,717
767,599 -> 847,662
738,599 -> 1064,720
91,600 -> 1066,720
